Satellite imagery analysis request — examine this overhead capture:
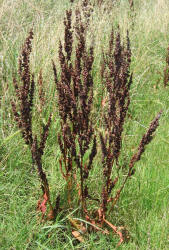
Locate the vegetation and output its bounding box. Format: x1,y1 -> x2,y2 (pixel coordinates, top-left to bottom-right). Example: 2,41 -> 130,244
164,45 -> 169,87
0,0 -> 168,249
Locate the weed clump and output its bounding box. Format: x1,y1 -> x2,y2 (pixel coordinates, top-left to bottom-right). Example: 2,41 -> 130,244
11,4 -> 162,247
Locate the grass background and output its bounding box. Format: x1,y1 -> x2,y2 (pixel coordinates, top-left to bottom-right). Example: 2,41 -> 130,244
0,0 -> 169,249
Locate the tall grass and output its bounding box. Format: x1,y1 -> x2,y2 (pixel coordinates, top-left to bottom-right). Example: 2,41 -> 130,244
0,0 -> 169,249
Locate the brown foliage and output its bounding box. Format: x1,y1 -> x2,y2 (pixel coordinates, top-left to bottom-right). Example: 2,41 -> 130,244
11,30 -> 54,219
164,45 -> 169,87
99,28 -> 132,219
53,7 -> 96,214
11,3 -> 162,246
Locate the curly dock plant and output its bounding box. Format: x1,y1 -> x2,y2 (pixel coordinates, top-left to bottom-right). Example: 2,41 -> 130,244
11,5 -> 162,247
52,8 -> 162,246
99,28 -> 132,221
53,9 -> 96,215
97,28 -> 162,245
11,30 -> 54,219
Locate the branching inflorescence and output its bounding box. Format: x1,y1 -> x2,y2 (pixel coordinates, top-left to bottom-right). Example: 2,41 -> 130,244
53,8 -> 96,215
11,3 -> 162,246
11,29 -> 54,219
96,28 -> 162,245
99,28 -> 132,220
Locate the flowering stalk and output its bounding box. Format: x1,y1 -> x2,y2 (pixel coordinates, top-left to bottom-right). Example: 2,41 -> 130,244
11,30 -> 54,219
53,8 -> 96,215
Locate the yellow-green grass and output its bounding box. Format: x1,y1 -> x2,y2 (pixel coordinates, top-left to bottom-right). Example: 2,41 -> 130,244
0,0 -> 169,249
